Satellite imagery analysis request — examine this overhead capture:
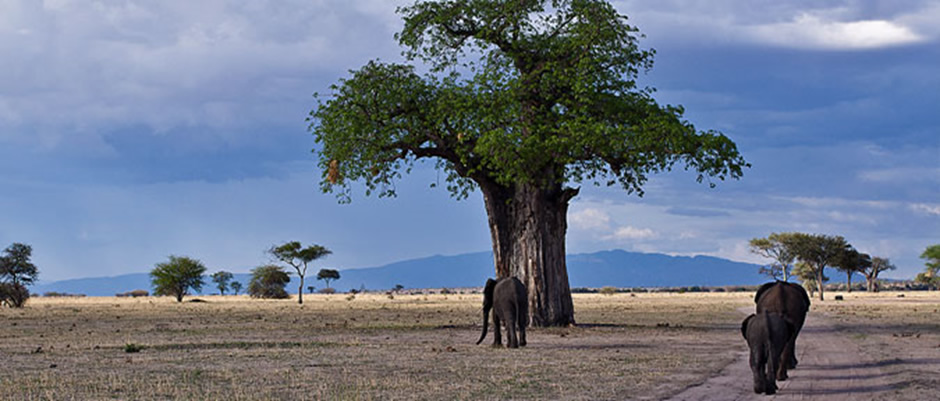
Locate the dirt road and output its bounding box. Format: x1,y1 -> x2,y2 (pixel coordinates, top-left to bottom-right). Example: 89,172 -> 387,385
668,309 -> 913,400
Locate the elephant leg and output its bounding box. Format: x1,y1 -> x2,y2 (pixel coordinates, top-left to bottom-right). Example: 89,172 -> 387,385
492,314 -> 503,347
518,318 -> 527,347
767,347 -> 781,394
750,350 -> 766,394
783,334 -> 798,371
506,311 -> 519,348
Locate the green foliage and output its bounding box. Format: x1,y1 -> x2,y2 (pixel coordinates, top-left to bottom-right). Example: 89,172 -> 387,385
230,281 -> 243,295
309,0 -> 747,203
150,256 -> 207,303
269,241 -> 331,304
865,257 -> 896,292
124,343 -> 144,353
248,265 -> 290,299
788,233 -> 849,300
317,268 -> 341,289
1,242 -> 39,287
0,282 -> 30,308
749,233 -> 798,281
916,245 -> 940,289
210,271 -> 234,295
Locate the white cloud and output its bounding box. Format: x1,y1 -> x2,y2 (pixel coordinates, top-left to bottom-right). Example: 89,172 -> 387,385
911,203 -> 940,217
605,226 -> 658,241
569,208 -> 611,231
858,167 -> 940,184
746,13 -> 925,50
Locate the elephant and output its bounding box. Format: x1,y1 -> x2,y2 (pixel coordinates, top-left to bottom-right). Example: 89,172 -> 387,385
476,277 -> 528,348
742,312 -> 794,395
754,281 -> 810,378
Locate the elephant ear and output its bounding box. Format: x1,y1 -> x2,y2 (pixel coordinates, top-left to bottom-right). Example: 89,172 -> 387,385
741,314 -> 755,339
482,278 -> 497,308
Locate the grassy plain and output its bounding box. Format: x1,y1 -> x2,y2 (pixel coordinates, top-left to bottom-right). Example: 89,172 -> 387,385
1,291 -> 937,400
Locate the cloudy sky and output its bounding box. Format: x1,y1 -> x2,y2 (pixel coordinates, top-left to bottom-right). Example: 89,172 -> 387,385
1,0 -> 937,282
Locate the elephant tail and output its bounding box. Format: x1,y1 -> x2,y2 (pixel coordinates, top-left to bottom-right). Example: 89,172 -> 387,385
476,278 -> 497,345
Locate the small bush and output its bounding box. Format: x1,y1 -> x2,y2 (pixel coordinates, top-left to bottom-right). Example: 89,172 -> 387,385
318,288 -> 336,294
345,294 -> 356,301
124,343 -> 144,353
0,282 -> 30,308
599,286 -> 617,296
116,289 -> 149,298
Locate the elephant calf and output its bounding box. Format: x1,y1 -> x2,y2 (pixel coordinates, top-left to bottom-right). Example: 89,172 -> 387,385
476,277 -> 527,348
741,312 -> 794,395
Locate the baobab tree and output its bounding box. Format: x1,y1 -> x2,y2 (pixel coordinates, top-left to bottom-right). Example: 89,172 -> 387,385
310,0 -> 747,325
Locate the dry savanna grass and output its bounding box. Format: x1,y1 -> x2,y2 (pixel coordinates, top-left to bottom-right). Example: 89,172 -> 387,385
1,291 -> 937,400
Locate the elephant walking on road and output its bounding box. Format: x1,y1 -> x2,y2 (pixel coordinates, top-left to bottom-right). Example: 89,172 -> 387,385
742,312 -> 794,395
476,277 -> 528,348
755,281 -> 810,379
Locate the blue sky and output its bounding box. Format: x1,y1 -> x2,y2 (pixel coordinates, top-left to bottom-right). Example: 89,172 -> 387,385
1,0 -> 937,282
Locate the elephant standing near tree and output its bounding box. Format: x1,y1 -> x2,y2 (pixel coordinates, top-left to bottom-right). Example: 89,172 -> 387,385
742,312 -> 794,395
754,281 -> 810,379
476,277 -> 528,348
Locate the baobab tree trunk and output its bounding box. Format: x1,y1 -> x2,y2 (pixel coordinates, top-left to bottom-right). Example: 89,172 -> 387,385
482,182 -> 577,327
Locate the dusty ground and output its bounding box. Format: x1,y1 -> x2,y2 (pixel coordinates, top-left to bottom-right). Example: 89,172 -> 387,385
1,291 -> 937,400
670,291 -> 940,400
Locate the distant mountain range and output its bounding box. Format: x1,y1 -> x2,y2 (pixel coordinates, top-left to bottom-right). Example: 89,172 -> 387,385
31,249 -> 825,297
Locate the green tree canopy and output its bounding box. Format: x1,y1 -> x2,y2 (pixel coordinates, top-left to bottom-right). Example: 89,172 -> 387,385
211,271 -> 234,295
150,256 -> 207,303
789,233 -> 850,301
309,0 -> 747,326
317,269 -> 341,289
230,281 -> 243,296
269,241 -> 331,304
915,244 -> 940,289
0,243 -> 39,287
749,233 -> 798,281
834,248 -> 870,292
248,265 -> 291,299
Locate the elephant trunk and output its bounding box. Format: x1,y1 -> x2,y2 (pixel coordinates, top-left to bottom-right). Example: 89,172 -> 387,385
476,278 -> 497,345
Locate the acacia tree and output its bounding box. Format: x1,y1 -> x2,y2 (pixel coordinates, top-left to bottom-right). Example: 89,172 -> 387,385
749,233 -> 798,281
834,248 -> 870,293
863,257 -> 896,292
310,0 -> 747,326
789,233 -> 850,301
915,245 -> 939,290
0,243 -> 39,308
211,271 -> 234,295
230,281 -> 243,295
317,269 -> 340,290
269,241 -> 331,304
150,256 -> 207,302
792,261 -> 826,299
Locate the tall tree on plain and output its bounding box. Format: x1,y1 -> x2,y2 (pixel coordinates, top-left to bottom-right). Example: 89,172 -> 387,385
789,233 -> 850,301
269,241 -> 332,304
150,256 -> 207,303
0,243 -> 39,308
915,245 -> 940,290
230,281 -> 243,295
211,271 -> 234,295
309,0 -> 747,326
863,257 -> 896,292
749,233 -> 798,281
834,248 -> 870,293
317,269 -> 340,290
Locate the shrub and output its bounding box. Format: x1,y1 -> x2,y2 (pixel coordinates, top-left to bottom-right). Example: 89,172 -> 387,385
117,289 -> 149,298
124,343 -> 144,353
599,286 -> 617,296
248,265 -> 290,299
0,282 -> 30,308
318,287 -> 336,294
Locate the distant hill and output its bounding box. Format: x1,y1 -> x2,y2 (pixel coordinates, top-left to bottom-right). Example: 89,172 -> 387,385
30,249 -> 829,297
